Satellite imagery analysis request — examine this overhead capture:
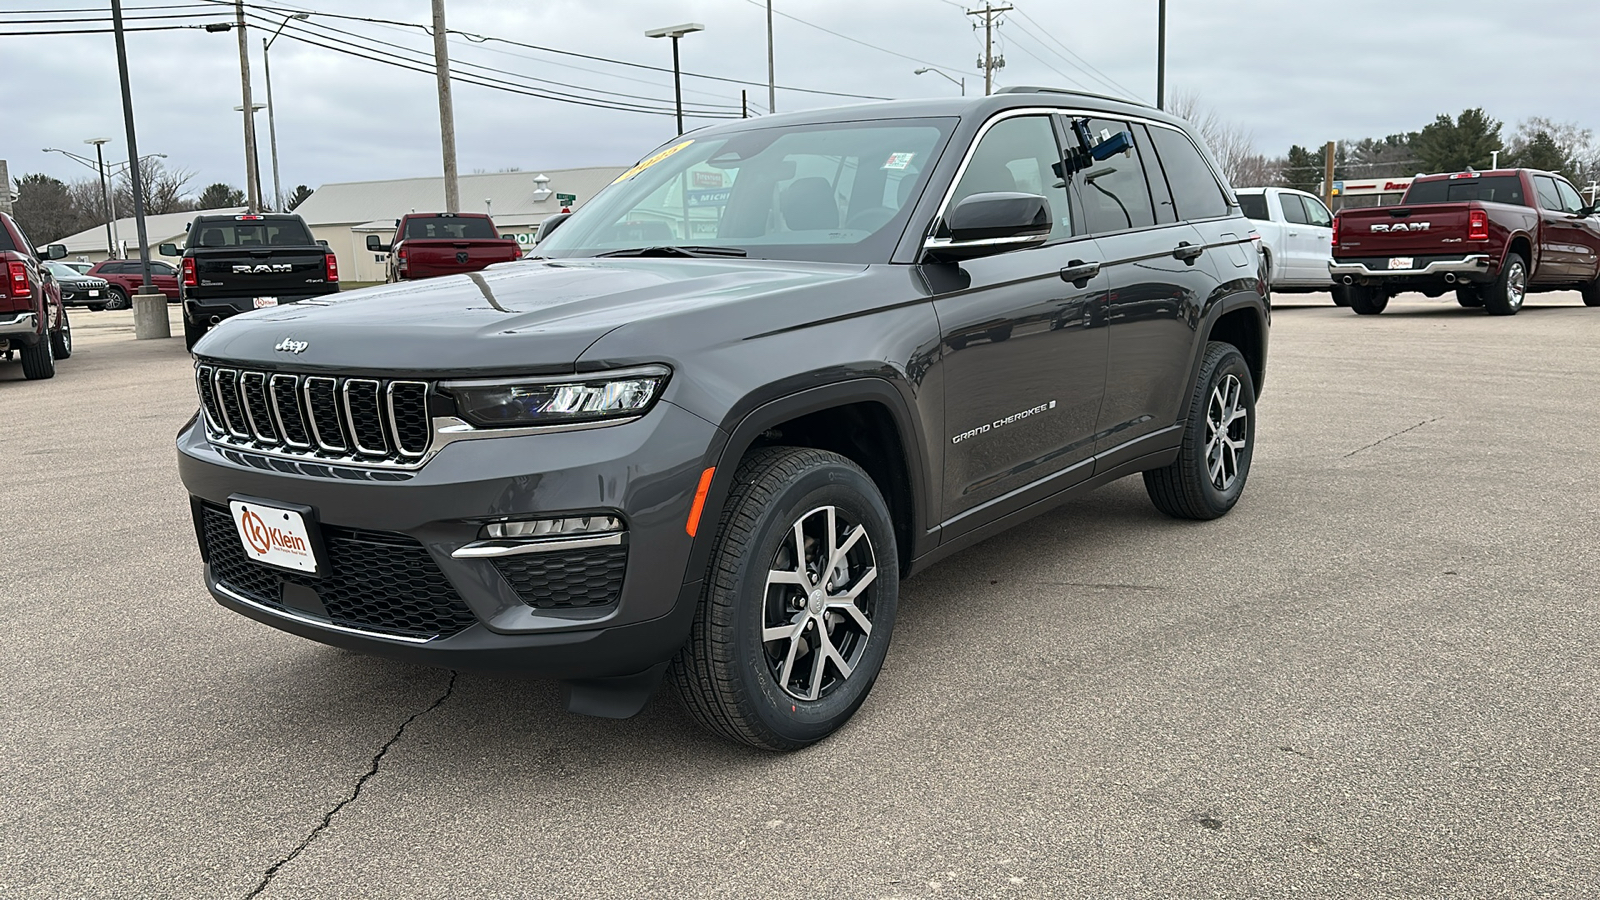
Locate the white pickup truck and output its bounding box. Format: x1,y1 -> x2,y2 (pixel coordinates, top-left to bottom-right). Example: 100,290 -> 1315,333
1235,187 -> 1338,301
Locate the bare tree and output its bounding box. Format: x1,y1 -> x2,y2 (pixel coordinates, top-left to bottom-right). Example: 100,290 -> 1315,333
1167,92 -> 1274,187
115,157 -> 197,216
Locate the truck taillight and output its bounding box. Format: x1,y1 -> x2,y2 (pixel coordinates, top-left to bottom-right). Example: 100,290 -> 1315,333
1331,215 -> 1340,247
325,253 -> 339,282
8,261 -> 28,298
398,245 -> 408,274
182,257 -> 197,287
1468,208 -> 1489,241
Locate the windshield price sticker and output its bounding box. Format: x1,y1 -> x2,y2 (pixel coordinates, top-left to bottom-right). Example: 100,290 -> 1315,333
611,139 -> 695,184
230,500 -> 318,574
883,152 -> 916,170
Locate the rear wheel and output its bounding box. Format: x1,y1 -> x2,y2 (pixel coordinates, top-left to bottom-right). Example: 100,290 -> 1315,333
671,447 -> 898,751
183,315 -> 208,351
1349,286 -> 1388,315
50,309 -> 72,359
104,286 -> 130,311
1483,253 -> 1527,316
20,335 -> 55,380
1456,286 -> 1484,308
1144,341 -> 1256,520
1581,277 -> 1600,308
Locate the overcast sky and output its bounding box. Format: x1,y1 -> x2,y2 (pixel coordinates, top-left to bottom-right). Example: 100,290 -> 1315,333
6,0 -> 1600,199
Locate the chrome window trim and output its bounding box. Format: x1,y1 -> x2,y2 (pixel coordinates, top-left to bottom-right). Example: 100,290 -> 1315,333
269,373 -> 312,449
238,371 -> 280,446
342,378 -> 389,457
386,380 -> 432,459
302,376 -> 348,453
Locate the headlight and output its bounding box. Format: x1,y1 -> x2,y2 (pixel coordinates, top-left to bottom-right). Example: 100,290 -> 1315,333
442,365 -> 669,428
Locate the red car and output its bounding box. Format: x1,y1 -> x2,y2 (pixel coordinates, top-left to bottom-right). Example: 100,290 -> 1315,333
86,258 -> 182,309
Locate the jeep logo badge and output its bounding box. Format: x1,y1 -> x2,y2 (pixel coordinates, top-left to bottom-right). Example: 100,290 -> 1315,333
233,263 -> 294,273
274,338 -> 309,354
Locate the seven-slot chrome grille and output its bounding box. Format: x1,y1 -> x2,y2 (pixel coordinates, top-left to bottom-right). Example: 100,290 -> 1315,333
195,362 -> 432,467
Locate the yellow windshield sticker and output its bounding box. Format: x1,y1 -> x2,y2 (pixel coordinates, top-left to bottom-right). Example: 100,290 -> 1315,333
611,140 -> 695,184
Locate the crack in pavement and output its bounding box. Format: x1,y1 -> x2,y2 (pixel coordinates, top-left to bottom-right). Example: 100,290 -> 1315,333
244,670 -> 458,899
1343,417 -> 1441,458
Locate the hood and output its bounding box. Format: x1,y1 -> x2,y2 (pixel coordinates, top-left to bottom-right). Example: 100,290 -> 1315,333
194,257 -> 869,376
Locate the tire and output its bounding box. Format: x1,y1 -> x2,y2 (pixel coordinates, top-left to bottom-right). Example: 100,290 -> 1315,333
1581,279 -> 1600,308
183,315 -> 208,351
1144,341 -> 1256,520
1483,253 -> 1527,316
20,335 -> 55,380
670,446 -> 899,751
50,309 -> 72,359
1455,287 -> 1484,308
104,287 -> 130,311
1330,283 -> 1356,308
1349,286 -> 1388,315
88,304 -> 106,312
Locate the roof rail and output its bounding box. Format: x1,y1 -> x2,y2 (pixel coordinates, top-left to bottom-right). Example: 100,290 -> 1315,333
994,85 -> 1150,109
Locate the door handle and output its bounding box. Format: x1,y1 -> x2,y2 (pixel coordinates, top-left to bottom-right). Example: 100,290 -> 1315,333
1059,260 -> 1101,287
1287,231 -> 1300,237
1174,242 -> 1205,265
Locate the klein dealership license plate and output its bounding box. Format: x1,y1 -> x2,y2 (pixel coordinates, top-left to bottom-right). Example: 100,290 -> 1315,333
88,289 -> 100,297
1388,257 -> 1414,270
253,296 -> 279,308
230,499 -> 319,574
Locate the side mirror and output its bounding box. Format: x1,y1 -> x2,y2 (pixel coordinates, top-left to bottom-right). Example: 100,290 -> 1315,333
366,234 -> 391,253
158,243 -> 179,257
45,244 -> 68,260
534,212 -> 572,244
1580,205 -> 1597,217
923,192 -> 1052,261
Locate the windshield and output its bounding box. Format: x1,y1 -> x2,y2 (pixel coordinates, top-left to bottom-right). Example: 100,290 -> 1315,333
535,118 -> 955,264
189,218 -> 315,248
45,261 -> 81,279
404,216 -> 499,240
1236,194 -> 1269,221
1403,175 -> 1525,206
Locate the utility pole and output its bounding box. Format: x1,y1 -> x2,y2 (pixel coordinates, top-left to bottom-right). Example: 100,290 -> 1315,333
1323,141 -> 1337,208
431,0 -> 460,213
86,139 -> 116,259
766,0 -> 776,114
233,0 -> 261,213
1156,0 -> 1167,110
967,3 -> 1011,96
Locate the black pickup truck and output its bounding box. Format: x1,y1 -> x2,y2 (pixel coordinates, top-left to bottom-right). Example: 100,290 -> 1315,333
162,213 -> 339,349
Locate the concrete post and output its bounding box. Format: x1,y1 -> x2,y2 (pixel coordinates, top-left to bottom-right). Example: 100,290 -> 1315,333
132,291 -> 171,339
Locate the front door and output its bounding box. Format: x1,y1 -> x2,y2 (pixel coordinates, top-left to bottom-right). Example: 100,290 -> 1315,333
1532,174 -> 1578,280
1554,178 -> 1600,281
932,113 -> 1110,525
1276,189 -> 1315,282
1295,193 -> 1335,286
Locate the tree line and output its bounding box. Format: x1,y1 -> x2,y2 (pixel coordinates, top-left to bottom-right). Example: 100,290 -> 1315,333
1171,97 -> 1600,196
8,157 -> 314,246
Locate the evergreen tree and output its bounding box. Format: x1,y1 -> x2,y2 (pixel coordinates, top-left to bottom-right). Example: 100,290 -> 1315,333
11,174 -> 83,244
1411,108 -> 1504,173
196,182 -> 246,210
1510,131 -> 1569,174
1282,145 -> 1322,194
287,184 -> 313,210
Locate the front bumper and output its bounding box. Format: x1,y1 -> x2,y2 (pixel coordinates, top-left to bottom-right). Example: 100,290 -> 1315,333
59,286 -> 109,307
0,311 -> 39,339
1329,254 -> 1493,281
177,399 -> 720,678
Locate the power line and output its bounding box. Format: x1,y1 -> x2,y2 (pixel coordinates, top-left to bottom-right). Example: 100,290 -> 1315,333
1002,26 -> 1094,93
1009,4 -> 1143,102
737,0 -> 978,79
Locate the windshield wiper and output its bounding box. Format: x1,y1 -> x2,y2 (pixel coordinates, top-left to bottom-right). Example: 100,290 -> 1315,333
594,245 -> 748,258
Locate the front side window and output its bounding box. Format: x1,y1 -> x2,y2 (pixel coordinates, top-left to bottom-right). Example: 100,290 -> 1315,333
1146,125 -> 1230,221
1556,179 -> 1588,214
1077,118 -> 1156,234
1279,194 -> 1310,225
536,119 -> 954,264
949,115 -> 1074,241
1301,195 -> 1334,228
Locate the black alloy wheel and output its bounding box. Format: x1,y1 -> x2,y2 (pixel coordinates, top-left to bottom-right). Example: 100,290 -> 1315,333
671,446 -> 899,751
1144,341 -> 1256,520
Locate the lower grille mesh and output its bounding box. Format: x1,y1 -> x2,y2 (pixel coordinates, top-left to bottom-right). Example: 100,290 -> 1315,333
491,545 -> 628,609
201,505 -> 477,639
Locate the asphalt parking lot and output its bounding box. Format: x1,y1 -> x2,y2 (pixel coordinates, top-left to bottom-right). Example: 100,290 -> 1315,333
3,295 -> 1597,899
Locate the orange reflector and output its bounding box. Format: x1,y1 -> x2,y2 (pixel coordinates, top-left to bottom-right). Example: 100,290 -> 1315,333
686,467 -> 715,537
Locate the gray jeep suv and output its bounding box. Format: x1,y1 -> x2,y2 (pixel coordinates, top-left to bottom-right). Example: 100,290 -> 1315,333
177,88 -> 1269,750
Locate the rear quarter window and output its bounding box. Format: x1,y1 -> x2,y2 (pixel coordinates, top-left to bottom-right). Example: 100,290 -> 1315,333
1147,125 -> 1230,221
1237,194 -> 1269,221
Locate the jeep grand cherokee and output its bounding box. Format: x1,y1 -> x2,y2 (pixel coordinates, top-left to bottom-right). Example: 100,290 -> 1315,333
177,88 -> 1269,750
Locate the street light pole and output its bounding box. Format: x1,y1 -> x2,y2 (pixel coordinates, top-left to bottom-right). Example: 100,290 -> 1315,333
85,139 -> 116,259
646,23 -> 705,136
914,67 -> 965,96
44,147 -> 165,257
766,0 -> 776,114
263,14 -> 308,212
1156,0 -> 1167,110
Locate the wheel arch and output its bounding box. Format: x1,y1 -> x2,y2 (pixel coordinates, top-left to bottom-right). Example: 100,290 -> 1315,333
1200,296 -> 1268,398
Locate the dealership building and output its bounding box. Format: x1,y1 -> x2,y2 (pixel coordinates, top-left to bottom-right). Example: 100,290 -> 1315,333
292,166 -> 626,283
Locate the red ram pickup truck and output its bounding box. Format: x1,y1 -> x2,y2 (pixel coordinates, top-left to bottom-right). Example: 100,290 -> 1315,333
1331,168 -> 1600,315
0,211 -> 73,380
366,212 -> 522,282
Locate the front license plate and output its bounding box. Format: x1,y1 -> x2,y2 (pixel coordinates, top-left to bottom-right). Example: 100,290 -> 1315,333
88,290 -> 100,297
231,500 -> 319,574
254,296 -> 279,308
1388,257 -> 1414,270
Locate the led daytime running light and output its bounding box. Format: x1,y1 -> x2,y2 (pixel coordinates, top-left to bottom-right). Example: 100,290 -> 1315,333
483,516 -> 623,539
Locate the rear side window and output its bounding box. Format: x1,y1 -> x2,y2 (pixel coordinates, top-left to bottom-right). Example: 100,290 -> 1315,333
1402,176 -> 1525,206
1146,126 -> 1230,220
190,219 -> 314,248
404,216 -> 499,240
1279,194 -> 1310,225
1237,194 -> 1269,221
1078,118 -> 1156,233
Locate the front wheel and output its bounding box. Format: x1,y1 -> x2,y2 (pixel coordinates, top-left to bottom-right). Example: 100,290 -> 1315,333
103,287 -> 130,311
1580,276 -> 1600,308
1484,253 -> 1527,316
1144,341 -> 1256,520
670,447 -> 899,751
